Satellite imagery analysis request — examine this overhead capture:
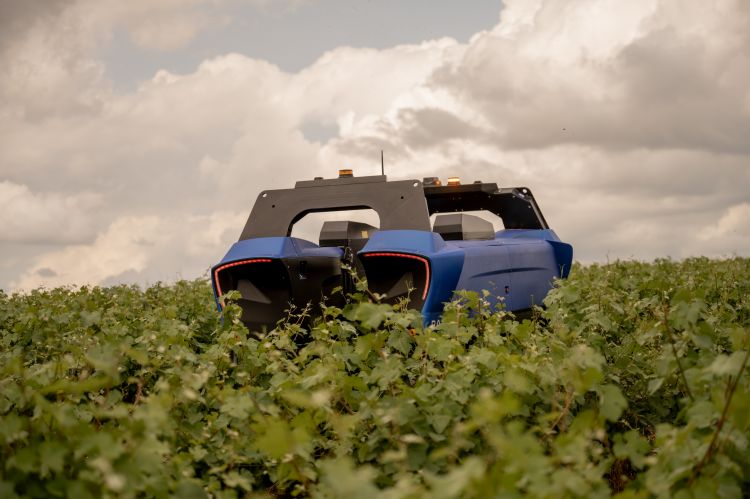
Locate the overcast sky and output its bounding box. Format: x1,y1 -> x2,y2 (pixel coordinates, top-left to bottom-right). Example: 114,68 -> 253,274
1,0 -> 748,291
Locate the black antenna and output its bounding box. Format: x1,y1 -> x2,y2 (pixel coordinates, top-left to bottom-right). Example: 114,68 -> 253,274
381,150 -> 384,176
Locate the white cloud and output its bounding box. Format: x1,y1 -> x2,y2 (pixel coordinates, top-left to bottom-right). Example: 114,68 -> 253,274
0,182 -> 102,244
323,0 -> 750,261
0,0 -> 226,119
289,38 -> 464,123
0,2 -> 110,120
115,1 -> 220,52
697,203 -> 750,256
2,0 -> 749,290
703,203 -> 750,239
12,212 -> 245,291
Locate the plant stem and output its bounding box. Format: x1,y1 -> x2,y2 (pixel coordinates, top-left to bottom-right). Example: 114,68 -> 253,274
662,304 -> 694,401
689,346 -> 750,484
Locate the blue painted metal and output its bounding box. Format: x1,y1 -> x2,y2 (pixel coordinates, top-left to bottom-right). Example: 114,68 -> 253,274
359,230 -> 465,324
360,228 -> 572,324
210,237 -> 343,310
218,237 -> 343,263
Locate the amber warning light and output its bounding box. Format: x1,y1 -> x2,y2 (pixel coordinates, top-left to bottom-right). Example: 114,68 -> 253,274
338,169 -> 354,178
446,176 -> 461,186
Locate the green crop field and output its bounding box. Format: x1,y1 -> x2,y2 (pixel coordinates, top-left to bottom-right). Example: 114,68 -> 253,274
1,258 -> 748,498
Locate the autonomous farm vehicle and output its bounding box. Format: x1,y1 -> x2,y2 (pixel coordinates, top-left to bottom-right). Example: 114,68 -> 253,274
211,171 -> 573,330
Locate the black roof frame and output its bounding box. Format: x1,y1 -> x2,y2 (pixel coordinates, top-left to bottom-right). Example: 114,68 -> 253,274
238,175 -> 548,240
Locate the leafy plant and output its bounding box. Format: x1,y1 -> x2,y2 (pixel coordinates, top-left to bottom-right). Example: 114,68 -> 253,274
0,258 -> 748,497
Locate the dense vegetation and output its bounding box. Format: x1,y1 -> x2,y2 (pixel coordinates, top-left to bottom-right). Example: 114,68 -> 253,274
0,257 -> 748,498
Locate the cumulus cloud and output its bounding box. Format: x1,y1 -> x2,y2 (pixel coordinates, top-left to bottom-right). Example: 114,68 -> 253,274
338,0 -> 750,155
0,1 -> 109,120
12,212 -> 245,291
698,203 -> 750,255
433,0 -> 750,153
0,182 -> 102,244
112,0 -> 221,52
324,0 -> 750,261
1,0 -> 749,290
0,0 -> 228,120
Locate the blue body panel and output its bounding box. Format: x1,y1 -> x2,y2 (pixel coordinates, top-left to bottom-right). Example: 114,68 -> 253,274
361,228 -> 572,324
211,237 -> 343,309
219,237 -> 343,263
359,230 -> 465,324
213,229 -> 572,326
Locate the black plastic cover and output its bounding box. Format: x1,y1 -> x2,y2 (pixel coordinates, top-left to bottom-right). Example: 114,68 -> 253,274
240,176 -> 431,239
424,184 -> 549,230
238,175 -> 548,241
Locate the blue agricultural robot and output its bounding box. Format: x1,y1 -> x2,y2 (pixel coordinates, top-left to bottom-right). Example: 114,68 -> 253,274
211,171 -> 573,330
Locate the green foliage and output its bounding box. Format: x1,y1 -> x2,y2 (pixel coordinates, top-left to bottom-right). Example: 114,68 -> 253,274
0,257 -> 748,497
